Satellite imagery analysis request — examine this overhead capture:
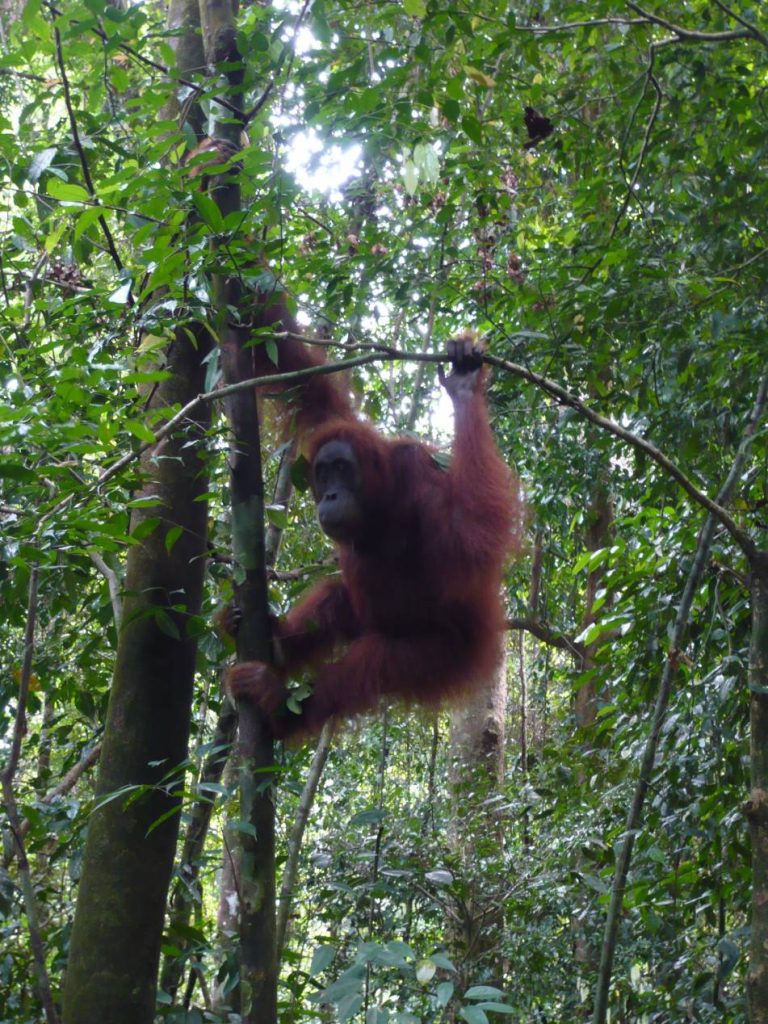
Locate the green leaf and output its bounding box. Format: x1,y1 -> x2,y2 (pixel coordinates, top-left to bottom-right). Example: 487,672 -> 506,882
356,87 -> 381,114
442,98 -> 460,122
436,982 -> 455,1007
44,220 -> 67,254
463,64 -> 496,88
349,807 -> 386,826
130,517 -> 161,542
192,192 -> 224,232
415,959 -> 436,985
402,159 -> 419,196
465,987 -> 505,1000
461,115 -> 483,144
74,206 -> 104,241
413,142 -> 440,184
28,146 -> 57,183
164,525 -> 183,553
154,609 -> 181,640
0,463 -> 34,481
290,453 -> 310,492
47,179 -> 90,203
310,944 -> 337,976
108,282 -> 132,305
459,1007 -> 488,1024
265,504 -> 288,529
125,419 -> 155,444
402,0 -> 427,16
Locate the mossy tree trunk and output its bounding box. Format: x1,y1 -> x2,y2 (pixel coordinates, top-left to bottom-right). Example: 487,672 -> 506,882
196,0 -> 278,1014
62,4 -> 210,1021
62,328 -> 212,1024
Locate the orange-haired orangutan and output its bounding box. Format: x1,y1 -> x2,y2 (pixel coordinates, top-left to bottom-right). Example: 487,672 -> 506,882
226,322 -> 520,741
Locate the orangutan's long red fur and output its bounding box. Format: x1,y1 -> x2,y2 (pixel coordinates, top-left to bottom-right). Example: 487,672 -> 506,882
228,298 -> 520,740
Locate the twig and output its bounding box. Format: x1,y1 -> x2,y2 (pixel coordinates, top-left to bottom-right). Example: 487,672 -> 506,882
610,49 -> 663,241
89,552 -> 123,629
243,0 -> 312,124
515,17 -> 648,34
711,0 -> 768,48
2,568 -> 39,784
8,745 -> 102,853
23,252 -> 49,327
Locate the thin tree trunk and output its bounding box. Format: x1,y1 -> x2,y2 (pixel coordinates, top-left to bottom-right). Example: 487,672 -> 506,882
197,0 -> 277,1009
2,568 -> 59,1024
61,4 -> 211,1017
747,553 -> 768,1022
593,373 -> 768,1024
575,472 -> 613,730
518,632 -> 530,848
276,723 -> 333,958
448,648 -> 507,991
161,704 -> 239,999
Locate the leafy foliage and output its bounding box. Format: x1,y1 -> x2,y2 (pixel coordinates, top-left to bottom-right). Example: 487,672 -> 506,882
0,0 -> 766,1020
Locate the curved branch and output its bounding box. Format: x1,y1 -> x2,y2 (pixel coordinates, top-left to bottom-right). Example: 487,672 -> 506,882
486,351 -> 757,558
626,1 -> 767,49
39,345 -> 763,562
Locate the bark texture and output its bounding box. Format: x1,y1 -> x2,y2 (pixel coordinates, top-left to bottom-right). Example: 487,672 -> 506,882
62,330 -> 212,1024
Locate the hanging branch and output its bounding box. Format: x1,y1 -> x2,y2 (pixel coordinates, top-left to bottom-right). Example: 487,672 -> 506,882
506,615 -> 583,656
485,351 -> 755,556
592,371 -> 768,1024
7,744 -> 102,857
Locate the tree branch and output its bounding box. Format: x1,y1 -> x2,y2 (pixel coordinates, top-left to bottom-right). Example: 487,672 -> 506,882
506,615 -> 583,656
38,343 -> 762,562
43,1 -> 246,121
276,723 -> 333,958
52,24 -> 124,277
89,552 -> 123,630
626,1 -> 766,49
486,350 -> 757,558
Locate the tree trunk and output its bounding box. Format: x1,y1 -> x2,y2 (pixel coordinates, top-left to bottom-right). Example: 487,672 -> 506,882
747,553 -> 768,1022
160,703 -> 238,1001
62,329 -> 212,1024
448,648 -> 507,990
575,474 -> 613,730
